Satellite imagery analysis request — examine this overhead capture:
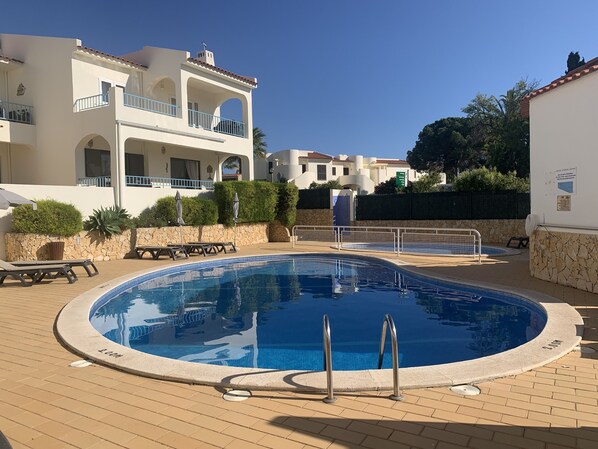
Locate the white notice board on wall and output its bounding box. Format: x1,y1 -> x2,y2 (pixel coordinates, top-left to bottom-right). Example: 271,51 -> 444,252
545,168 -> 577,195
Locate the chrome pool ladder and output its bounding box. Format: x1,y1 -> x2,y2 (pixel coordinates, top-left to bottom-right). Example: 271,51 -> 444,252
322,314 -> 336,403
378,314 -> 404,401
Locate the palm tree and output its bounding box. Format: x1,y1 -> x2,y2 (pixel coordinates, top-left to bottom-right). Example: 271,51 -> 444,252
253,127 -> 267,158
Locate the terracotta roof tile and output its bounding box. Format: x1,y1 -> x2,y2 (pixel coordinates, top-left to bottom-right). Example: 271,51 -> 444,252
302,151 -> 333,160
374,158 -> 409,165
0,54 -> 24,64
76,46 -> 148,69
521,56 -> 598,117
187,57 -> 258,87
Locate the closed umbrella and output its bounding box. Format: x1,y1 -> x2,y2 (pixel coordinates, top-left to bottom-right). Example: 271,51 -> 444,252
0,188 -> 37,210
175,191 -> 184,246
233,192 -> 239,247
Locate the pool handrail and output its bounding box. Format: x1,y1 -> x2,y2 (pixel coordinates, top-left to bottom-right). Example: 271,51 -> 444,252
378,314 -> 404,401
322,314 -> 336,403
291,225 -> 482,262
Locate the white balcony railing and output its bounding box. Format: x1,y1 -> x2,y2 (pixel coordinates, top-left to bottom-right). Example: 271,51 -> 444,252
78,175 -> 214,190
73,92 -> 247,138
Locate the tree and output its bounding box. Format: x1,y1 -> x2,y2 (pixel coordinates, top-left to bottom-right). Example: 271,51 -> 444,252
463,79 -> 538,178
566,51 -> 586,74
453,167 -> 529,192
411,172 -> 442,193
374,177 -> 401,194
406,117 -> 483,182
253,127 -> 268,158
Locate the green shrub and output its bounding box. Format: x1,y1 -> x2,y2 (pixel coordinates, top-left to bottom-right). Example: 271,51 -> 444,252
84,206 -> 131,238
134,196 -> 218,228
453,167 -> 529,192
411,172 -> 442,193
12,199 -> 83,237
275,183 -> 299,228
214,181 -> 277,227
309,180 -> 343,189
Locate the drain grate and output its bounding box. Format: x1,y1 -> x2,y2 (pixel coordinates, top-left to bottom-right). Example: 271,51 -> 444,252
69,360 -> 93,368
222,390 -> 251,402
449,385 -> 481,396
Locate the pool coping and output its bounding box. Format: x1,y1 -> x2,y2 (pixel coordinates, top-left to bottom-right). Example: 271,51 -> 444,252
56,252 -> 583,392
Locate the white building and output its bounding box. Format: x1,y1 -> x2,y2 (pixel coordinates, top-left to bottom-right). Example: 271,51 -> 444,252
0,33 -> 257,212
255,149 -> 440,194
522,55 -> 598,293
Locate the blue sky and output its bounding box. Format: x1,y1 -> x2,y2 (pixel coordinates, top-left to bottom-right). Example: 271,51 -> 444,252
2,1 -> 598,159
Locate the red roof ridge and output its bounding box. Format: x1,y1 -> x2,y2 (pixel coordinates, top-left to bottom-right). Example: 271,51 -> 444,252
304,151 -> 333,160
187,57 -> 258,87
374,158 -> 409,165
0,54 -> 24,64
77,46 -> 148,69
521,55 -> 598,117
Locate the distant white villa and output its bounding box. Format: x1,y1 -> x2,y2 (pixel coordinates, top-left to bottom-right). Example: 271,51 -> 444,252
255,149 -> 445,194
0,33 -> 257,211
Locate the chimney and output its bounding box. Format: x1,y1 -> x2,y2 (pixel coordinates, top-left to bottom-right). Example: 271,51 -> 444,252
197,49 -> 215,66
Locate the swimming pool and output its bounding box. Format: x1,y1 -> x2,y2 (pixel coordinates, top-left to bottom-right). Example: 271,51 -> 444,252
58,253 -> 583,391
89,255 -> 544,371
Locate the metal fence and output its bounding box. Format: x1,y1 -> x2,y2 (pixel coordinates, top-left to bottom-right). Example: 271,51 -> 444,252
356,191 -> 530,221
0,100 -> 34,124
292,225 -> 482,262
77,175 -> 214,190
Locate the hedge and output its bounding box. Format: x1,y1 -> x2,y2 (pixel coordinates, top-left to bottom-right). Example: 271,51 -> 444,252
214,181 -> 277,227
12,199 -> 83,237
136,196 -> 218,227
275,183 -> 299,228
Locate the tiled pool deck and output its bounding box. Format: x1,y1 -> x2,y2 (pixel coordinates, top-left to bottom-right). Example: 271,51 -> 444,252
0,243 -> 596,449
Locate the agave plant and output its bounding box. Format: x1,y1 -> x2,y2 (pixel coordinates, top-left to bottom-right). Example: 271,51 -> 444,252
85,206 -> 131,238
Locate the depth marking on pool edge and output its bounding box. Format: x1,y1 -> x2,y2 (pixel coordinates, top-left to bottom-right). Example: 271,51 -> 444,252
542,339 -> 562,350
98,348 -> 124,358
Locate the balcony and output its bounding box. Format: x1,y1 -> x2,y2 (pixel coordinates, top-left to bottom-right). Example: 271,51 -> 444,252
0,101 -> 34,124
78,175 -> 214,190
73,93 -> 247,138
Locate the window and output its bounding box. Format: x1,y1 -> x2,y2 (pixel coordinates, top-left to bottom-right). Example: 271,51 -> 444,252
302,164 -> 307,173
317,164 -> 327,181
188,101 -> 199,127
343,166 -> 349,176
171,157 -> 200,181
85,148 -> 110,177
101,81 -> 111,103
125,154 -> 144,176
268,161 -> 274,174
332,167 -> 337,176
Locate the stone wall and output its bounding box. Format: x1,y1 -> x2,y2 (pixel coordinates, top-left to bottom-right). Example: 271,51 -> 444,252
5,223 -> 269,261
354,219 -> 525,244
295,209 -> 333,226
530,229 -> 598,294
268,221 -> 292,242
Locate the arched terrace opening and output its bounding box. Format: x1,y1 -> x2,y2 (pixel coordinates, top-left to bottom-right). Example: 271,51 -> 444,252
149,77 -> 178,115
222,156 -> 242,181
75,134 -> 112,186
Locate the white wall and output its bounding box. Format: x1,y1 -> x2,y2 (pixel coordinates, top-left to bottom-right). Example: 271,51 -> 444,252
0,183 -> 212,258
529,73 -> 598,228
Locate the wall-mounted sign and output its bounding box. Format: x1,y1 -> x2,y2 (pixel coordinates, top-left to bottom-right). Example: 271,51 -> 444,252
546,168 -> 576,195
396,171 -> 406,188
557,195 -> 571,211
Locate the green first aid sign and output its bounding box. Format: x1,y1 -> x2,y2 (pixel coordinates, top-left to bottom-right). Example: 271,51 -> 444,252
396,171 -> 406,187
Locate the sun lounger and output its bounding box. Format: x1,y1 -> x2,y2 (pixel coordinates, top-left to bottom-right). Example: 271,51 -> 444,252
135,246 -> 189,260
167,243 -> 216,256
11,259 -> 98,277
506,236 -> 529,249
0,260 -> 78,286
188,241 -> 237,254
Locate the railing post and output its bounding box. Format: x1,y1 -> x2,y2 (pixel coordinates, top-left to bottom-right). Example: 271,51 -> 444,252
322,315 -> 336,403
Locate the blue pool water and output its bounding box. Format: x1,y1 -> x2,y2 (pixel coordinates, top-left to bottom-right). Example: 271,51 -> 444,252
90,254 -> 545,371
341,242 -> 509,256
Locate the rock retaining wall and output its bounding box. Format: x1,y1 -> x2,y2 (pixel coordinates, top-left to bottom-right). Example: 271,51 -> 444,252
5,223 -> 269,261
530,229 -> 598,294
354,219 -> 525,244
